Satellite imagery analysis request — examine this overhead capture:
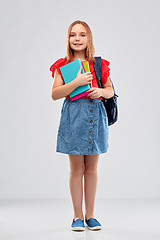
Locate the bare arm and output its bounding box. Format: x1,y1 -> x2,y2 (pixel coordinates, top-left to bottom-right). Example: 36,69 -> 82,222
51,70 -> 79,100
100,77 -> 114,99
51,66 -> 93,100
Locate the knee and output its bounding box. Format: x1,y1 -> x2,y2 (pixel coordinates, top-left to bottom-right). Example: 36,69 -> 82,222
70,167 -> 85,177
84,166 -> 97,176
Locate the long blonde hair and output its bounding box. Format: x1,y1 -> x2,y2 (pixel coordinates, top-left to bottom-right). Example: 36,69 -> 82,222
64,20 -> 95,62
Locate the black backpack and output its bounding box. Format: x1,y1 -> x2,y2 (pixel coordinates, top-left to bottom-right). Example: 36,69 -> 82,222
93,56 -> 119,126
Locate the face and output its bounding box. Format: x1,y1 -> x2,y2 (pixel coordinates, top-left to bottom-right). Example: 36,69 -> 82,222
69,24 -> 88,52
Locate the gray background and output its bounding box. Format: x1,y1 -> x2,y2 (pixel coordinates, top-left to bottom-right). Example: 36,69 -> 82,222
0,0 -> 159,199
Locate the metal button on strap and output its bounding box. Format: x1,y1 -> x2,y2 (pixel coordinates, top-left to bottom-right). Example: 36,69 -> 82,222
90,130 -> 92,133
90,120 -> 93,123
90,109 -> 93,112
89,141 -> 92,144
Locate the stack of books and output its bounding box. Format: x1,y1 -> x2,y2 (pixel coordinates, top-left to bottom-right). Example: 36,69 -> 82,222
60,58 -> 92,101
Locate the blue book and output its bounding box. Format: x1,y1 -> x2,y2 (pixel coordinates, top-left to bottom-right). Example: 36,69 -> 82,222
59,58 -> 90,98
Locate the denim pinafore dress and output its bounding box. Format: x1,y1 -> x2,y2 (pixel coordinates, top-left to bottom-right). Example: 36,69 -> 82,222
56,97 -> 109,155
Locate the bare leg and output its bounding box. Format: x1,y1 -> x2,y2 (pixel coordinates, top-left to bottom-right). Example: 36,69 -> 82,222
84,154 -> 99,220
68,154 -> 85,221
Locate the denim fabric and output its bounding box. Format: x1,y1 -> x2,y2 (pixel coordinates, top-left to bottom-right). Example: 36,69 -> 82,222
56,98 -> 109,155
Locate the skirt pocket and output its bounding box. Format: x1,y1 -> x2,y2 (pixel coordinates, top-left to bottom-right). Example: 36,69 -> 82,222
99,102 -> 108,118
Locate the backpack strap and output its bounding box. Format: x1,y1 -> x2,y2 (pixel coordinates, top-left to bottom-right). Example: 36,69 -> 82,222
93,56 -> 119,97
93,56 -> 103,88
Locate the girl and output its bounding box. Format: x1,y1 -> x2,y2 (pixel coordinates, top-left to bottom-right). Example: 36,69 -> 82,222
49,20 -> 114,231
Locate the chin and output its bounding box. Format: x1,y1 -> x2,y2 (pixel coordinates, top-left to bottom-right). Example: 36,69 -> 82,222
72,46 -> 86,51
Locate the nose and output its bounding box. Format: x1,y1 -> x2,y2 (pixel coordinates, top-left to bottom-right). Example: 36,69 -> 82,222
76,35 -> 80,40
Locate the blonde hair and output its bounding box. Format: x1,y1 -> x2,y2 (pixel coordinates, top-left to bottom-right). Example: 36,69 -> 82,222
64,20 -> 95,62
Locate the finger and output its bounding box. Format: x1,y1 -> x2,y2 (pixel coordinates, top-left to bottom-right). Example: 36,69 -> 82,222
88,92 -> 94,97
87,88 -> 94,92
86,72 -> 92,75
79,66 -> 82,72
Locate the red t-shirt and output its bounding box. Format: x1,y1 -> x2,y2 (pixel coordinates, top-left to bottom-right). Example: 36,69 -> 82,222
50,57 -> 110,100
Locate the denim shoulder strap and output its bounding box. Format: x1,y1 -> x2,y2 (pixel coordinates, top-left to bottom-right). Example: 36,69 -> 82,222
93,56 -> 103,88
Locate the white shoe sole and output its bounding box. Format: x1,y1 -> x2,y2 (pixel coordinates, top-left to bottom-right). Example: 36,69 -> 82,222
71,226 -> 85,231
86,224 -> 102,230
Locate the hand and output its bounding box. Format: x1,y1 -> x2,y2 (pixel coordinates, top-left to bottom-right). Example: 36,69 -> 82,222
86,87 -> 102,99
75,66 -> 93,87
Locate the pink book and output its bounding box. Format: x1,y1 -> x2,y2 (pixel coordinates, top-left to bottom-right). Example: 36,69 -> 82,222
70,61 -> 91,101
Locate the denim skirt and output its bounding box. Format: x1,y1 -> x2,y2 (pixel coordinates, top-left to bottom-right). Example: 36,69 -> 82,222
56,98 -> 109,155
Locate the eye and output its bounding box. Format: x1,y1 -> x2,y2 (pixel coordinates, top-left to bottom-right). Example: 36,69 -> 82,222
70,33 -> 75,37
70,34 -> 86,37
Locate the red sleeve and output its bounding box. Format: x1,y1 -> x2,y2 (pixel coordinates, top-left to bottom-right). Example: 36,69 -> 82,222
101,58 -> 110,85
49,58 -> 67,79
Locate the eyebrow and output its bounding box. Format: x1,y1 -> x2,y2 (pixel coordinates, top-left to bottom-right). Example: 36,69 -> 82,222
70,31 -> 86,34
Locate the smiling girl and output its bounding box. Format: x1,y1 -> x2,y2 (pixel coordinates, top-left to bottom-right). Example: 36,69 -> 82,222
49,20 -> 114,231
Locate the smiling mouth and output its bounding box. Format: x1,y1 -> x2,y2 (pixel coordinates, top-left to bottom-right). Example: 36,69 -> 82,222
74,44 -> 82,45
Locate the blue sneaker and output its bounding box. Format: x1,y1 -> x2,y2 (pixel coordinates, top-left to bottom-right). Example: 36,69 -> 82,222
85,218 -> 102,230
71,218 -> 85,231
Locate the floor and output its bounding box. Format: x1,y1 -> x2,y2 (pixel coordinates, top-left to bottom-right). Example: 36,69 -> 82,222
0,199 -> 160,240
